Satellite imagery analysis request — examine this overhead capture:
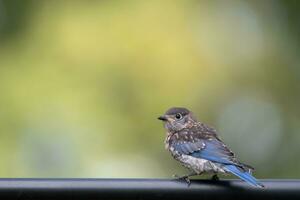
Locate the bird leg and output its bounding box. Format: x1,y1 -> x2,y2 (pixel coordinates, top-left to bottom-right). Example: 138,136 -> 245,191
211,174 -> 219,181
173,172 -> 198,186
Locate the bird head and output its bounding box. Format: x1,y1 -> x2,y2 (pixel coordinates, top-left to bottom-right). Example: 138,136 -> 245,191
158,107 -> 197,132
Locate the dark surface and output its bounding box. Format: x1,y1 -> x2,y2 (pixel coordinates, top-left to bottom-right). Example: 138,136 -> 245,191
0,178 -> 298,199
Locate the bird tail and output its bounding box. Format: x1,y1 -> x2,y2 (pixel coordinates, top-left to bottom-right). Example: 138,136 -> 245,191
224,165 -> 264,188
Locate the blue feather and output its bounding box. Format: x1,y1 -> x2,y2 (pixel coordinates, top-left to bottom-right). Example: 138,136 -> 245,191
188,140 -> 264,187
190,140 -> 236,165
224,165 -> 264,188
173,138 -> 263,187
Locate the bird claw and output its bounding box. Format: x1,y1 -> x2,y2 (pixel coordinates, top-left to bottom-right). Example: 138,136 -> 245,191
173,174 -> 191,186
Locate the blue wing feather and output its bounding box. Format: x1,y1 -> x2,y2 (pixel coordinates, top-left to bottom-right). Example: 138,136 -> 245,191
172,138 -> 264,187
190,139 -> 237,166
173,140 -> 204,155
169,125 -> 262,187
224,165 -> 264,188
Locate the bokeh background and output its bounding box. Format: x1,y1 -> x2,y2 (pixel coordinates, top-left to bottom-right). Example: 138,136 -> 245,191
0,0 -> 299,179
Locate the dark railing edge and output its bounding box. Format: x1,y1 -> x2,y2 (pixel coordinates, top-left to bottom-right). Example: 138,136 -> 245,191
0,178 -> 298,199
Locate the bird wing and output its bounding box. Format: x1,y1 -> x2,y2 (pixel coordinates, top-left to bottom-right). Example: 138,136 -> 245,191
172,138 -> 205,155
190,138 -> 239,166
170,124 -> 253,171
170,123 -> 261,187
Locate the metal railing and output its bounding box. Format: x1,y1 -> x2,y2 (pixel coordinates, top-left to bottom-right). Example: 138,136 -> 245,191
0,178 -> 298,199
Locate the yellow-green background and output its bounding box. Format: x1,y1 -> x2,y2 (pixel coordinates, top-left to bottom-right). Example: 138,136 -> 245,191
0,0 -> 299,178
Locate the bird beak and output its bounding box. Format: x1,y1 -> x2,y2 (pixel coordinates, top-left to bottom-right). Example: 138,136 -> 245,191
158,115 -> 167,121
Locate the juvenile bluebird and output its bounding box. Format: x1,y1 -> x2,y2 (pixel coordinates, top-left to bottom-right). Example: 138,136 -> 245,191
158,107 -> 264,187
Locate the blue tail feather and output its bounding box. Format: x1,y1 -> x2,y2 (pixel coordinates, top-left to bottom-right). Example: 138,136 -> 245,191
224,165 -> 264,188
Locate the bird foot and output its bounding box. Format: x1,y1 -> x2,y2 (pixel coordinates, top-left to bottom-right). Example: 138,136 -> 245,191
173,174 -> 191,186
211,174 -> 219,181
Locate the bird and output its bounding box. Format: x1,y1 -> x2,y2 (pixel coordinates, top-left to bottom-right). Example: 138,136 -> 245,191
158,107 -> 264,188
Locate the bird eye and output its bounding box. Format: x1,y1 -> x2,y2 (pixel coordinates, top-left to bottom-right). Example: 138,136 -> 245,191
175,113 -> 182,119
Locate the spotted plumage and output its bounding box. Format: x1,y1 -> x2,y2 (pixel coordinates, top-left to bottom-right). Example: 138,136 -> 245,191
158,107 -> 264,187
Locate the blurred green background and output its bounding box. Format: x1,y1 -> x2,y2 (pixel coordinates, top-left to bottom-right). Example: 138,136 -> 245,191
0,0 -> 299,179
